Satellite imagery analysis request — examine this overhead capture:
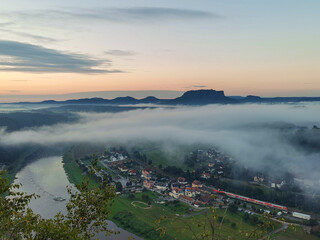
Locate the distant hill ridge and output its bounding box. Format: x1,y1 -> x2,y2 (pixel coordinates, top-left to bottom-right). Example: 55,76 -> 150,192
13,89 -> 320,105
168,89 -> 236,104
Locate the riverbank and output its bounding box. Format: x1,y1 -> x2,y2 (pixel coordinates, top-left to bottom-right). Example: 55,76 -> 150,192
62,148 -> 99,187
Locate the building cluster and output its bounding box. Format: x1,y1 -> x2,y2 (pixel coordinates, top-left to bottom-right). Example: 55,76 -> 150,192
142,173 -> 214,207
101,151 -> 127,163
76,147 -> 316,222
253,175 -> 264,183
204,149 -> 230,176
96,147 -> 231,207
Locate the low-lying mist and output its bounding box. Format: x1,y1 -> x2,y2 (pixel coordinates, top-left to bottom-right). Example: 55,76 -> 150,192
0,103 -> 319,182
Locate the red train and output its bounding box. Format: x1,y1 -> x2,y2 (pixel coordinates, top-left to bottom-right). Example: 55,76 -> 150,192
212,188 -> 288,211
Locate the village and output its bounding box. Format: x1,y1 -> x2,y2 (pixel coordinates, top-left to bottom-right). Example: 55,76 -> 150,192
76,146 -> 232,206
73,145 -> 318,227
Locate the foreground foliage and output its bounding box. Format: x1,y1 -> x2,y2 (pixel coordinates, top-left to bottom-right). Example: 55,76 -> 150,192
0,169 -> 116,240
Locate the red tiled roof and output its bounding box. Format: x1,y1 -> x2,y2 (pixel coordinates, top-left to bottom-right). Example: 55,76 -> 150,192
185,187 -> 199,193
192,180 -> 202,185
180,195 -> 194,202
202,173 -> 210,176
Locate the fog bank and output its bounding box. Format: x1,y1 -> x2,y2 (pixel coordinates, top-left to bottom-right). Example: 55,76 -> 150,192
1,103 -> 319,180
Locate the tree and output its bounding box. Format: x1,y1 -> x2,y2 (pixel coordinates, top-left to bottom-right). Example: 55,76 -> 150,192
228,203 -> 238,214
0,164 -> 116,240
243,212 -> 250,222
116,181 -> 123,192
128,194 -> 135,200
142,194 -> 150,203
231,222 -> 236,229
141,154 -> 147,163
305,218 -> 318,226
185,169 -> 191,181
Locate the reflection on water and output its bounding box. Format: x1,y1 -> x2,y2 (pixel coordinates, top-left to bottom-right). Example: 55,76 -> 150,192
14,156 -> 142,240
14,156 -> 70,218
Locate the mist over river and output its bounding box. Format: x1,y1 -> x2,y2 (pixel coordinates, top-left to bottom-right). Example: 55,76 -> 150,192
14,156 -> 142,240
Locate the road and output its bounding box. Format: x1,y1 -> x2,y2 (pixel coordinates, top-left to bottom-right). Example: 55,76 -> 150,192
259,221 -> 289,240
99,161 -> 129,187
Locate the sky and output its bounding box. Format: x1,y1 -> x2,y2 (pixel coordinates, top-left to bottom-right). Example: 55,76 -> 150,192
0,0 -> 320,102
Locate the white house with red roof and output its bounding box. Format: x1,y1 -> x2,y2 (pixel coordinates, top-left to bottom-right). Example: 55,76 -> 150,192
185,187 -> 200,197
143,179 -> 154,189
142,168 -> 153,179
192,180 -> 203,188
128,169 -> 137,176
201,172 -> 211,179
178,177 -> 188,185
179,195 -> 195,205
169,187 -> 184,199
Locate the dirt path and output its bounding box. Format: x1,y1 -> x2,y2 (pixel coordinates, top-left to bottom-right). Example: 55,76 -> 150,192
131,201 -> 152,209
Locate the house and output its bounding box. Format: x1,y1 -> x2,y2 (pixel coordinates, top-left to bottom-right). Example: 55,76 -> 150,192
118,165 -> 128,172
185,187 -> 200,197
128,169 -> 137,176
169,187 -> 184,199
109,152 -> 127,162
208,162 -> 214,168
194,200 -> 202,207
254,176 -> 264,183
292,212 -> 311,220
178,177 -> 188,185
201,172 -> 211,179
179,195 -> 195,205
200,194 -> 212,205
108,160 -> 123,167
271,180 -> 285,189
192,180 -> 203,188
142,168 -> 153,179
171,182 -> 179,189
154,182 -> 167,191
143,180 -> 154,189
198,186 -> 214,195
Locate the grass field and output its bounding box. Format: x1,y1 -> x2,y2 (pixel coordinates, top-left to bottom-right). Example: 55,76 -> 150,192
160,200 -> 190,215
110,191 -> 262,240
272,226 -> 320,240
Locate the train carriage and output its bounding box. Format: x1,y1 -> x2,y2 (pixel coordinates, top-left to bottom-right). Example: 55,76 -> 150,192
212,188 -> 287,211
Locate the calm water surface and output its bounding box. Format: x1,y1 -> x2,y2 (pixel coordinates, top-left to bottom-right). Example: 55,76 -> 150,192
14,156 -> 142,240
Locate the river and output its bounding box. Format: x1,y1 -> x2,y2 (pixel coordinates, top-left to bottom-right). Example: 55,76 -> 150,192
14,156 -> 142,240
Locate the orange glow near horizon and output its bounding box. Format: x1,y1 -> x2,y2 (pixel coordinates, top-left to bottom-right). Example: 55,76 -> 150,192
1,60 -> 320,98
